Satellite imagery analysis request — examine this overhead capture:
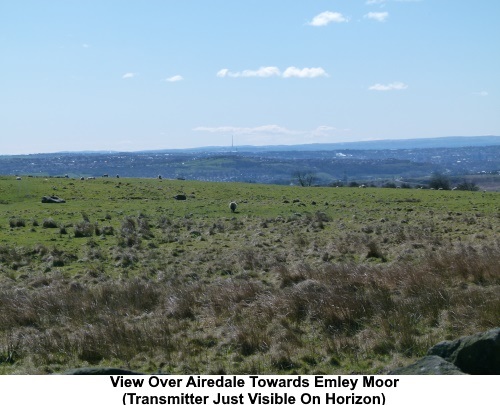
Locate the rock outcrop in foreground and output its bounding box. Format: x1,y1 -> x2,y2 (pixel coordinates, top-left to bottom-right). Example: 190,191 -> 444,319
62,367 -> 144,375
391,328 -> 500,375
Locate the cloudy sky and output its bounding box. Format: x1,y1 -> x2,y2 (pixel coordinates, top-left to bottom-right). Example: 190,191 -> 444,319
1,0 -> 499,154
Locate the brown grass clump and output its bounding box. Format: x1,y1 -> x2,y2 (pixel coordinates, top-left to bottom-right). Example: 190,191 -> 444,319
42,218 -> 58,229
9,218 -> 25,228
74,221 -> 94,237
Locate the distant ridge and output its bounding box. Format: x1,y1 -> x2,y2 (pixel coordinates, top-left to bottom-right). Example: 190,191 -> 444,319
143,135 -> 499,154
174,135 -> 500,153
2,136 -> 499,157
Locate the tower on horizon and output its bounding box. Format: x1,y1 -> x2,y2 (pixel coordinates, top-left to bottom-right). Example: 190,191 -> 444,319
231,135 -> 237,152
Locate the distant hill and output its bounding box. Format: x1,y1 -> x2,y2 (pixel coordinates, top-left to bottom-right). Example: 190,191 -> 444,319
1,136 -> 499,190
172,136 -> 500,153
4,136 -> 498,156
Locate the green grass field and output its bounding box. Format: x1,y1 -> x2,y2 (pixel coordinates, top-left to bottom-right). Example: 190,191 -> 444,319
0,176 -> 499,374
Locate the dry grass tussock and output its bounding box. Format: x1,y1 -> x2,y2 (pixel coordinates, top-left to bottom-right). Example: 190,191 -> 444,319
0,237 -> 498,374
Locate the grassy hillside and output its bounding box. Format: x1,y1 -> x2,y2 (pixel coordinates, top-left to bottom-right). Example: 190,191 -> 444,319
0,176 -> 499,374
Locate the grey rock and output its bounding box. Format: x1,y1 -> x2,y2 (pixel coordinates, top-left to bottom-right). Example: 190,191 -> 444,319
427,327 -> 500,374
62,367 -> 144,375
42,195 -> 66,203
389,355 -> 466,375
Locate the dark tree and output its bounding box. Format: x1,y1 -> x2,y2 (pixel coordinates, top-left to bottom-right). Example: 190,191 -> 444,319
293,171 -> 316,187
429,172 -> 451,190
456,180 -> 479,191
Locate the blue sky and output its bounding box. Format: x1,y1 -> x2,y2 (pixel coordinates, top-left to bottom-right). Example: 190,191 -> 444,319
1,0 -> 499,154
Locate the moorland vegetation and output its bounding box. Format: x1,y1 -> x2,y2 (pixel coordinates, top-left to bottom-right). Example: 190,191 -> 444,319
0,176 -> 498,374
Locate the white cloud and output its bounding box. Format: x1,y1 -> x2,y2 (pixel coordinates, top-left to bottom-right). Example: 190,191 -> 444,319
308,11 -> 349,27
193,124 -> 350,144
308,126 -> 352,139
369,82 -> 408,91
217,66 -> 328,79
165,75 -> 184,82
248,125 -> 296,134
243,67 -> 281,78
283,67 -> 329,79
216,69 -> 230,78
122,72 -> 136,79
309,126 -> 337,138
313,125 -> 337,133
366,0 -> 421,4
474,90 -> 489,96
365,12 -> 389,22
193,125 -> 297,135
82,43 -> 90,48
216,67 -> 281,78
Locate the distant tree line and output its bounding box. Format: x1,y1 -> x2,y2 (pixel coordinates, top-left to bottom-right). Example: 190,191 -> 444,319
296,171 -> 480,191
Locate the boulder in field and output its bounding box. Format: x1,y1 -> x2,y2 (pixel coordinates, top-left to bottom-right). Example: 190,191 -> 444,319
42,195 -> 66,203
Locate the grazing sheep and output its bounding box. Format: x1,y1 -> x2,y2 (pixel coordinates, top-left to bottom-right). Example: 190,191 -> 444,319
158,175 -> 162,180
229,201 -> 237,213
16,176 -> 22,180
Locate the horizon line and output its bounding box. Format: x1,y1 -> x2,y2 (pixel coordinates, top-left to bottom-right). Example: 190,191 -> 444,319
1,135 -> 499,157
